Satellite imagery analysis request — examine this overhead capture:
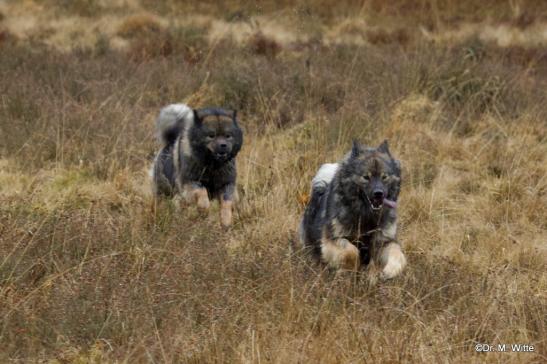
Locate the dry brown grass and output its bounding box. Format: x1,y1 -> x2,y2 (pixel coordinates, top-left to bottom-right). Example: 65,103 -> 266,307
117,14 -> 163,38
247,31 -> 281,58
1,1 -> 547,363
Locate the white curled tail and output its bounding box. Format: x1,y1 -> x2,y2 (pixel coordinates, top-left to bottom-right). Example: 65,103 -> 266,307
156,103 -> 193,146
311,163 -> 339,191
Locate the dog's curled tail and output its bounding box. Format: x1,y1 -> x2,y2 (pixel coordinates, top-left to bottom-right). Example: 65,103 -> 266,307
299,163 -> 339,252
311,163 -> 339,193
156,103 -> 193,146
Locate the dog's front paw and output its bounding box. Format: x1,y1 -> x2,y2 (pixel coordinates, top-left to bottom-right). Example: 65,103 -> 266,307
194,188 -> 210,210
197,196 -> 210,210
379,243 -> 407,280
380,262 -> 404,281
340,244 -> 360,271
220,200 -> 233,228
321,238 -> 359,271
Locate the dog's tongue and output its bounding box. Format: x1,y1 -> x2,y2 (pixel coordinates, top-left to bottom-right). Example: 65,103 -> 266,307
383,199 -> 397,209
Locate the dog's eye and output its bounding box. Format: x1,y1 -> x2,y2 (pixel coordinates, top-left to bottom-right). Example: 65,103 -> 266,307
225,134 -> 232,139
207,133 -> 215,139
363,175 -> 370,182
382,174 -> 388,181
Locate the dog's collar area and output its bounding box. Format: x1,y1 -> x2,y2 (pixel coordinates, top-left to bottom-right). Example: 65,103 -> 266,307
362,227 -> 383,236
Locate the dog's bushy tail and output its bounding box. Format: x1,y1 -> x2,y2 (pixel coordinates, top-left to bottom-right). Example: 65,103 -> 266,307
300,163 -> 339,251
311,163 -> 339,193
156,103 -> 193,146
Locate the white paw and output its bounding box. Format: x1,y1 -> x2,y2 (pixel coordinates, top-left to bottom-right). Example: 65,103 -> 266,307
380,259 -> 405,280
379,243 -> 407,280
197,196 -> 210,210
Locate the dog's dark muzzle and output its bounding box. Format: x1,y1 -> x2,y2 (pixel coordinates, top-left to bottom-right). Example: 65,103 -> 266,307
360,185 -> 390,210
369,188 -> 384,209
214,152 -> 229,161
214,142 -> 231,161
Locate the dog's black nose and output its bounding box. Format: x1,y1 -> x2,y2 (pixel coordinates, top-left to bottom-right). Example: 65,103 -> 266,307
373,190 -> 384,199
219,143 -> 228,149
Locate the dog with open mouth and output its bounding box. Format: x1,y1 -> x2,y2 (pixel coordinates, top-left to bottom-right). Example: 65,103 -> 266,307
151,104 -> 243,227
299,140 -> 406,280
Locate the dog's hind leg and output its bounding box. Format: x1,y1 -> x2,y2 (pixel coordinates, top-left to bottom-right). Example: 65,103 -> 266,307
321,238 -> 360,271
378,242 -> 406,280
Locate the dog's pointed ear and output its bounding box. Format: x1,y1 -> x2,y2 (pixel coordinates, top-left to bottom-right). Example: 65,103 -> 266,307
392,159 -> 401,176
377,139 -> 391,155
350,139 -> 361,159
193,109 -> 202,125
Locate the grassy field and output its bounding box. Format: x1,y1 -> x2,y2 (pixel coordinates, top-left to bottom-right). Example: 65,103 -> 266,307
1,1 -> 546,363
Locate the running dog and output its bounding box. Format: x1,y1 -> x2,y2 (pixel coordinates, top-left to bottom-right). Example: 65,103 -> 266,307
299,140 -> 406,280
151,104 -> 243,227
